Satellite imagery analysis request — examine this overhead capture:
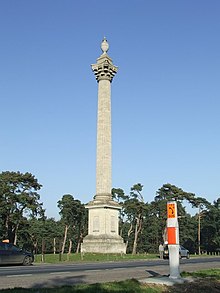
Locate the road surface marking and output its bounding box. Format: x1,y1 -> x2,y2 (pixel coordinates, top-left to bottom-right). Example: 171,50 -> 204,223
7,274 -> 32,277
50,271 -> 71,275
84,269 -> 102,272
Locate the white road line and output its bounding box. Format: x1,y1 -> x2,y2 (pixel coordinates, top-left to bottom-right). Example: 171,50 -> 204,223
7,274 -> 33,277
50,271 -> 71,275
84,269 -> 102,273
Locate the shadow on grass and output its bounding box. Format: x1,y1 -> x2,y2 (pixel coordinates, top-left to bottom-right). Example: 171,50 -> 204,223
168,278 -> 220,293
145,270 -> 168,278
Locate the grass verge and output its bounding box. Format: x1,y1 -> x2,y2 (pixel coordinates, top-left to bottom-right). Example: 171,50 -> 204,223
181,268 -> 220,279
0,279 -> 163,293
34,253 -> 158,263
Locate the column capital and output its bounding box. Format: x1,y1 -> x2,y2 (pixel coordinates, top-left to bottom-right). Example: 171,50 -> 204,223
91,40 -> 118,82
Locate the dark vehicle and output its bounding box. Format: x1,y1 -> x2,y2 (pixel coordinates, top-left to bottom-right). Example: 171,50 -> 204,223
163,244 -> 190,259
0,242 -> 34,265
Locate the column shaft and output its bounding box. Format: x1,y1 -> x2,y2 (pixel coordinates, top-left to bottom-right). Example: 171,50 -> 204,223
96,79 -> 111,196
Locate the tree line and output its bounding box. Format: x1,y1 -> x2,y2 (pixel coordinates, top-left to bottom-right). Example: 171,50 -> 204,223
0,171 -> 219,255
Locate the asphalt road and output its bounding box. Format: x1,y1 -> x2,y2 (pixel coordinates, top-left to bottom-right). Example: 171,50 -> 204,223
0,257 -> 219,289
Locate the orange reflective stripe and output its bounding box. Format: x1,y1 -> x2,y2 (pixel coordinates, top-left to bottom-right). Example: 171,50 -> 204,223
167,203 -> 176,218
167,227 -> 176,244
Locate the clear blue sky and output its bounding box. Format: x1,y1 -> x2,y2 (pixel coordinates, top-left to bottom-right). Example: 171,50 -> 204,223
1,1 -> 219,219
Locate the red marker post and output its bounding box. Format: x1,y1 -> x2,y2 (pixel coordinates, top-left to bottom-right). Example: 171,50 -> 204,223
167,201 -> 180,279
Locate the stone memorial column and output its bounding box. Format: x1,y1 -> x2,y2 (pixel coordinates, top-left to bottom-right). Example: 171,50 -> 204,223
81,39 -> 126,254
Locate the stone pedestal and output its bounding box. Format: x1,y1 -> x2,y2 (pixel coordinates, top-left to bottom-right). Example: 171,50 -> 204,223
81,200 -> 126,253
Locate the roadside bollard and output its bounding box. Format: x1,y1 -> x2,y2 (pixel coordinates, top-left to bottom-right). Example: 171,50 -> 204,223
167,201 -> 180,279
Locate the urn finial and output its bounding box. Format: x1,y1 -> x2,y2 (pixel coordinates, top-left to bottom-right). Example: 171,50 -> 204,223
101,37 -> 109,54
